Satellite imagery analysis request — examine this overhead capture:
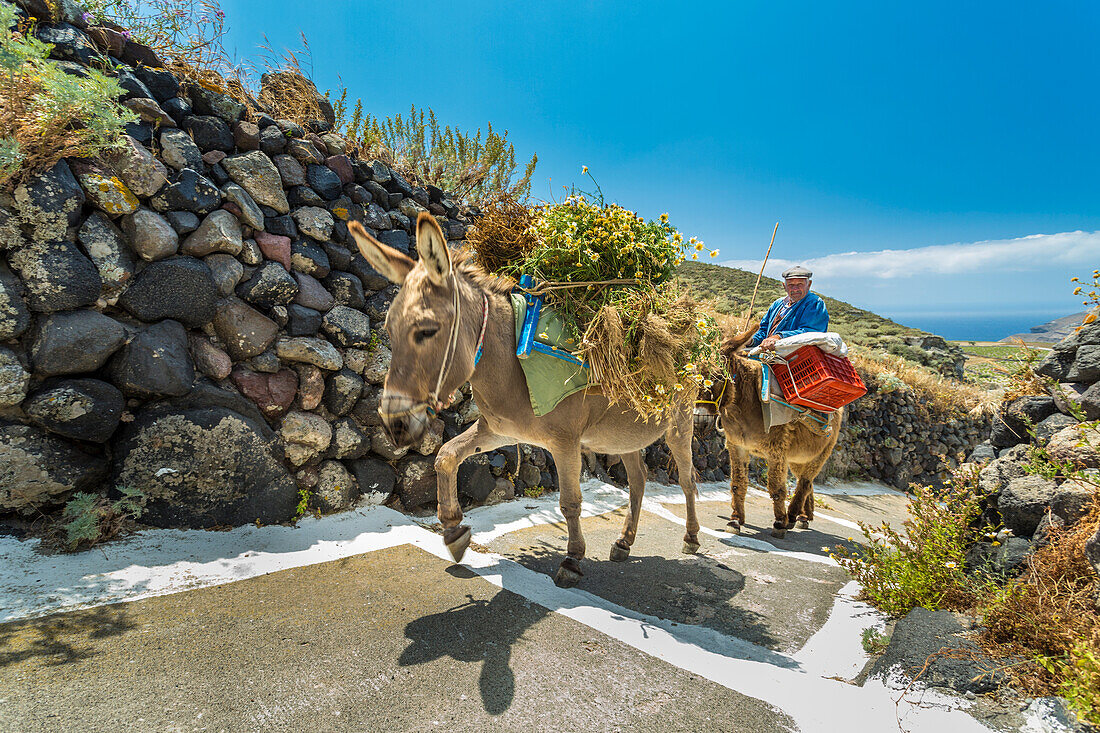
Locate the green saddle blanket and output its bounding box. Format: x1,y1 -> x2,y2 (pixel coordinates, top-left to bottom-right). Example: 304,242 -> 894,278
510,293 -> 590,417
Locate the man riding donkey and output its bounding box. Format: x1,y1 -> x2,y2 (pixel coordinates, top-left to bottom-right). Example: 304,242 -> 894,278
704,265 -> 860,538
749,265 -> 829,352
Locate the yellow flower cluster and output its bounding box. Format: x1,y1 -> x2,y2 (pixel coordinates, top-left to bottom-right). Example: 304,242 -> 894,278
516,195 -> 685,289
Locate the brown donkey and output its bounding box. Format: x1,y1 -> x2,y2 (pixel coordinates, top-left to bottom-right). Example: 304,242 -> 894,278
703,325 -> 842,538
348,213 -> 701,587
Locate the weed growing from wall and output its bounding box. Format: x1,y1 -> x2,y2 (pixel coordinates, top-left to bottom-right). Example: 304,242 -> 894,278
0,5 -> 136,186
61,486 -> 146,551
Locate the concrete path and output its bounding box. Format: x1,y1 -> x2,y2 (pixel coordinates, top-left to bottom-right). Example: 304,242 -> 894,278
0,479 -> 1005,732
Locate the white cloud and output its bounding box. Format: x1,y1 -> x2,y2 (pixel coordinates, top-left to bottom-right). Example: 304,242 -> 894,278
721,230 -> 1100,280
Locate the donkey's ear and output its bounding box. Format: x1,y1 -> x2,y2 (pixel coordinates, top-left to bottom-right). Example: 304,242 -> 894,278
415,212 -> 452,287
720,320 -> 759,359
349,221 -> 415,285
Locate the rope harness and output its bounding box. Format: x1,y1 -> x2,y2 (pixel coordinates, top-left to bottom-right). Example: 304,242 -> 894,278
693,377 -> 728,412
516,278 -> 640,297
377,269 -> 489,423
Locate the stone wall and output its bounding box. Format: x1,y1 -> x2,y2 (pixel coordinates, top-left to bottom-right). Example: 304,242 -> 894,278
0,0 -> 993,530
837,376 -> 991,489
0,1 -> 557,527
956,322 -> 1100,585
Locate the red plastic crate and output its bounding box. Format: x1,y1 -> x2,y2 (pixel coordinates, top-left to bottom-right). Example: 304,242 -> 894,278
770,345 -> 866,411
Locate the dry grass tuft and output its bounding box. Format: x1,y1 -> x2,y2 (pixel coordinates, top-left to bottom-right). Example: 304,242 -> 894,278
465,194 -> 539,272
578,285 -> 727,418
849,346 -> 992,414
1000,339 -> 1050,402
980,505 -> 1100,721
254,41 -> 328,125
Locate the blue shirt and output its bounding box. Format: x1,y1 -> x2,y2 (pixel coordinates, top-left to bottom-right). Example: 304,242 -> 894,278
749,292 -> 830,347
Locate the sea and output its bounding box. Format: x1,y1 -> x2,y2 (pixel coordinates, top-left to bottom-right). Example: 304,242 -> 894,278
881,312 -> 1073,342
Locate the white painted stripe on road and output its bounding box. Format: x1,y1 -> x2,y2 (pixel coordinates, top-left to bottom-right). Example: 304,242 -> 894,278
647,480 -> 873,532
793,580 -> 886,681
465,481 -> 627,543
637,495 -> 840,566
469,478 -> 862,560
0,507 -> 419,622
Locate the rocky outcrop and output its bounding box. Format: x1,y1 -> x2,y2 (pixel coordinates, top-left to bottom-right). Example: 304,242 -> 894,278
955,321 -> 1100,577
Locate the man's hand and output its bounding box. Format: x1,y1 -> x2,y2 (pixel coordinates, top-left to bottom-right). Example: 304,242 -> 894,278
759,335 -> 781,351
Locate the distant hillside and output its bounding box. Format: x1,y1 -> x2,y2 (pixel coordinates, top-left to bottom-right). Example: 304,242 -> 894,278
1000,310 -> 1089,344
675,261 -> 929,347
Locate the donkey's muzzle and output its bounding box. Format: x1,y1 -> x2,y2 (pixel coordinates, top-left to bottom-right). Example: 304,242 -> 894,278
379,392 -> 429,448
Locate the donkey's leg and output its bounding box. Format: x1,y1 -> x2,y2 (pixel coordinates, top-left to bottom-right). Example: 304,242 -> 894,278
726,444 -> 749,534
666,421 -> 700,554
435,419 -> 509,562
766,452 -> 792,538
610,450 -> 647,562
789,452 -> 830,529
787,474 -> 814,530
550,445 -> 586,587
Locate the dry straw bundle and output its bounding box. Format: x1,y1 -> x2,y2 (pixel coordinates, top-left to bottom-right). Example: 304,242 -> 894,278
467,190 -> 728,419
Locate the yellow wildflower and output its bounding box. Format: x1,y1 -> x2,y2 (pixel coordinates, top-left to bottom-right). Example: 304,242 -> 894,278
695,242 -> 704,251
660,213 -> 669,223
710,251 -> 718,257
692,253 -> 698,260
582,165 -> 588,174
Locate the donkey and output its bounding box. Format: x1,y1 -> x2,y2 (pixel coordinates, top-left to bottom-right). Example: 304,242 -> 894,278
701,325 -> 842,538
348,213 -> 701,587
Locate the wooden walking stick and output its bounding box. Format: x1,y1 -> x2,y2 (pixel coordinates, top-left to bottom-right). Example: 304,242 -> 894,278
743,221 -> 780,330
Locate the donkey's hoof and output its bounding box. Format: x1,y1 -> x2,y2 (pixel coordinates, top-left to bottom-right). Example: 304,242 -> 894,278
682,539 -> 701,555
443,525 -> 471,562
609,542 -> 631,562
554,557 -> 584,587
796,519 -> 810,530
725,521 -> 741,535
771,523 -> 787,539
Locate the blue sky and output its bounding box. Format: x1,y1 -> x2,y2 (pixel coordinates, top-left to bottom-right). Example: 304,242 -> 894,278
220,1 -> 1100,337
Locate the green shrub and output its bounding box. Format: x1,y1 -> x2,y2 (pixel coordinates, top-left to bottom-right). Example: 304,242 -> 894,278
292,484 -> 310,519
861,628 -> 890,655
831,468 -> 990,616
334,99 -> 537,204
61,486 -> 146,551
0,4 -> 136,187
1040,641 -> 1100,725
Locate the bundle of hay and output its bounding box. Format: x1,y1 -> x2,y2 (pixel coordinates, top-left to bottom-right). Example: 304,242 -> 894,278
467,192 -> 728,419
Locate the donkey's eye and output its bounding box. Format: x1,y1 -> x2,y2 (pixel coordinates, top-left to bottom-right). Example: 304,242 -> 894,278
414,328 -> 439,344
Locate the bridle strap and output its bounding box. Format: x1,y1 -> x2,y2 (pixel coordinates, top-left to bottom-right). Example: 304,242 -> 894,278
378,273 -> 489,422
429,270 -> 463,409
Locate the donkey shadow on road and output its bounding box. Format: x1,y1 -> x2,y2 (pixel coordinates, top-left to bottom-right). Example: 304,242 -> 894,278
399,565 -> 549,716
399,541 -> 798,715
